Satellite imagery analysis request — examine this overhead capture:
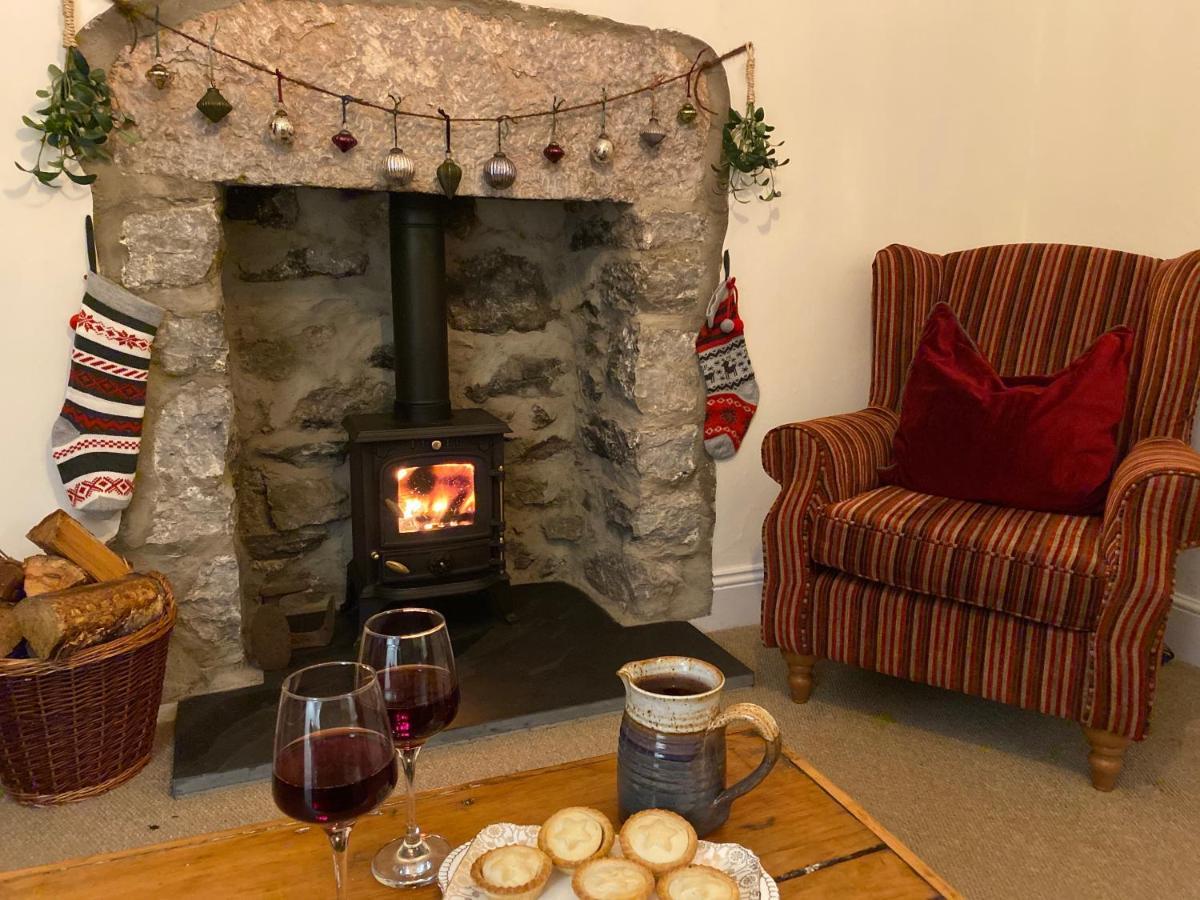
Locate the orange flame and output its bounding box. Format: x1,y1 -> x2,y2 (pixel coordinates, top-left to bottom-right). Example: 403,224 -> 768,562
392,463 -> 476,534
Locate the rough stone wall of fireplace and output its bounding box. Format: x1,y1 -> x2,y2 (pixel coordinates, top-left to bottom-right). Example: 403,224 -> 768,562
222,188 -> 386,629
218,185 -> 717,637
80,0 -> 730,698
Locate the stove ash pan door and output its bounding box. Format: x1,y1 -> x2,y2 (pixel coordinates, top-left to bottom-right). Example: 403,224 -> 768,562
371,451 -> 500,584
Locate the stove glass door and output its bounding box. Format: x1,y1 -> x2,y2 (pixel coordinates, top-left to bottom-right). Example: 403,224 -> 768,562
387,460 -> 477,535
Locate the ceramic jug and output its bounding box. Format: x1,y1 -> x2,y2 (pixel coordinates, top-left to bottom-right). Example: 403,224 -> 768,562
616,656 -> 781,836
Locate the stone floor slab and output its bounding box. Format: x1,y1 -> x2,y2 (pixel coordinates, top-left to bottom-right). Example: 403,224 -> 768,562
171,582 -> 751,796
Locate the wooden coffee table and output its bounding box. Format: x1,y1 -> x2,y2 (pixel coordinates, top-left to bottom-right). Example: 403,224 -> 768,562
1,732 -> 957,898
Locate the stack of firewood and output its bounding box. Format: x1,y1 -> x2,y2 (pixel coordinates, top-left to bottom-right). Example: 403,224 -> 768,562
0,511 -> 169,661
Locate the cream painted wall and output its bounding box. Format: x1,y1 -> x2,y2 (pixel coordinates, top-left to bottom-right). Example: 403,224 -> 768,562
2,1 -> 112,554
3,2 -> 1198,617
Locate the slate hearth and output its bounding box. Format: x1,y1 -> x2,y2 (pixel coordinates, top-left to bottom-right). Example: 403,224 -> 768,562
171,583 -> 751,796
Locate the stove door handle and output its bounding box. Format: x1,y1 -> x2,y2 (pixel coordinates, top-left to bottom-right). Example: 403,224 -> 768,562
384,560 -> 411,575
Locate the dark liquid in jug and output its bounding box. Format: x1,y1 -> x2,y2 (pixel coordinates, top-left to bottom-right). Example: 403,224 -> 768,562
634,674 -> 713,696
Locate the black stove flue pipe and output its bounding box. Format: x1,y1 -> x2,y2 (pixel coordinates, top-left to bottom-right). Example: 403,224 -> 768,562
388,193 -> 452,424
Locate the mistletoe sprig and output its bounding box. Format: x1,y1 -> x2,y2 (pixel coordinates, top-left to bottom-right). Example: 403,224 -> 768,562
16,47 -> 137,187
716,103 -> 788,202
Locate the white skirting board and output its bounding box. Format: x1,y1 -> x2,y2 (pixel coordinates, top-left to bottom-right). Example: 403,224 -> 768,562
692,566 -> 1200,668
690,564 -> 764,632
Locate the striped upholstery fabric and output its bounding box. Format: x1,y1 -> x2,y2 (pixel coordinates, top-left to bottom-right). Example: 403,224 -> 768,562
1128,252 -> 1200,445
1089,438 -> 1200,738
808,569 -> 1090,723
761,408 -> 897,655
763,243 -> 1200,741
811,486 -> 1105,630
868,244 -> 1200,454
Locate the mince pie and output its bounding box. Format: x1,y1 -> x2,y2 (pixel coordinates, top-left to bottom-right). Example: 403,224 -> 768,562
469,844 -> 553,900
571,857 -> 655,900
538,806 -> 615,870
617,809 -> 698,875
657,865 -> 739,900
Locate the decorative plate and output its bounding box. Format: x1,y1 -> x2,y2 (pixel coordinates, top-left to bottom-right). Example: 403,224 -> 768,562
438,822 -> 778,900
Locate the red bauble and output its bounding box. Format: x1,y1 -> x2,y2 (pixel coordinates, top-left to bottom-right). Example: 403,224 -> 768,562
543,141 -> 565,163
331,128 -> 359,153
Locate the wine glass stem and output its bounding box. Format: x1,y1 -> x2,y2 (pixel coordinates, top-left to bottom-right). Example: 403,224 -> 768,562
399,746 -> 423,850
327,824 -> 353,899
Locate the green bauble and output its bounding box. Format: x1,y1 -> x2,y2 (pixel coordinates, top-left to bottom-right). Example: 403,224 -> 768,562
677,101 -> 698,125
436,156 -> 462,198
196,85 -> 232,123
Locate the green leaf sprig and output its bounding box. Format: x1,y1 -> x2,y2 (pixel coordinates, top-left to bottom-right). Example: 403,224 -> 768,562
16,47 -> 137,187
715,102 -> 788,202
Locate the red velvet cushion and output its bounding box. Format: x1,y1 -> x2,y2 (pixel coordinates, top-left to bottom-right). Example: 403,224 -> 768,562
882,303 -> 1133,515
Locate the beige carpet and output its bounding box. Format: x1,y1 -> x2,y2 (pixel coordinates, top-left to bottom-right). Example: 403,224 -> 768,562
3,627 -> 1200,899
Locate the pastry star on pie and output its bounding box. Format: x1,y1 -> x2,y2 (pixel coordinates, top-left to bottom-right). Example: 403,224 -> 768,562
617,809 -> 698,875
538,806 -> 615,870
571,857 -> 655,900
657,865 -> 740,900
469,844 -> 553,900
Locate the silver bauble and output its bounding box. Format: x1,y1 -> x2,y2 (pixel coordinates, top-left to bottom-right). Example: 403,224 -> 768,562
384,146 -> 415,185
268,106 -> 295,144
639,115 -> 667,148
590,132 -> 614,164
483,151 -> 517,189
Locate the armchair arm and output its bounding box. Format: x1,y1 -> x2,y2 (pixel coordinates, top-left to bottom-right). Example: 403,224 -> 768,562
1090,437 -> 1200,738
760,407 -> 897,650
1102,437 -> 1200,557
761,406 -> 898,500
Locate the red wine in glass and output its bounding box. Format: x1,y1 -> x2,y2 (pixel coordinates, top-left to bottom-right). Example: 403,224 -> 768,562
273,661 -> 395,900
272,726 -> 397,824
379,664 -> 461,749
359,608 -> 460,887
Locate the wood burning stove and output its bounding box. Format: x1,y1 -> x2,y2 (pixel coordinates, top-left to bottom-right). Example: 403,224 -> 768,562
346,195 -> 509,621
345,410 -> 507,611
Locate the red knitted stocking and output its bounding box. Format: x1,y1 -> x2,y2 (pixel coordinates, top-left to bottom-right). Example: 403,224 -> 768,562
696,276 -> 758,459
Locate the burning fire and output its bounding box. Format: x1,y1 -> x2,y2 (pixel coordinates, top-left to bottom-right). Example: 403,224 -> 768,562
390,463 -> 476,533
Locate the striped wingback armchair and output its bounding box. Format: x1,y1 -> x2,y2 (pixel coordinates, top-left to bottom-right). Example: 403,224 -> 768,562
762,243 -> 1200,790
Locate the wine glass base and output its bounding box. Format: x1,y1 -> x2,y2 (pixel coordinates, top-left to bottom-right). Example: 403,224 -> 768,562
372,833 -> 451,888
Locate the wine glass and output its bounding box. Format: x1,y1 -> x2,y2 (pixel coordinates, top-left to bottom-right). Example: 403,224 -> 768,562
359,607 -> 461,888
273,661 -> 398,899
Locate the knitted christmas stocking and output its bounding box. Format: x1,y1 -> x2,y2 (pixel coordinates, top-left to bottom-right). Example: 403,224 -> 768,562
696,276 -> 758,459
51,272 -> 163,512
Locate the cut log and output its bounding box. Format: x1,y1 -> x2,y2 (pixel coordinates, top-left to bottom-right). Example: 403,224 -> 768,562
0,605 -> 21,657
0,554 -> 23,601
14,571 -> 170,660
23,555 -> 90,597
26,510 -> 132,583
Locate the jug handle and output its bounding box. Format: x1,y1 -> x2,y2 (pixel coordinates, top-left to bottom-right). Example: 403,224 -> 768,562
708,703 -> 782,811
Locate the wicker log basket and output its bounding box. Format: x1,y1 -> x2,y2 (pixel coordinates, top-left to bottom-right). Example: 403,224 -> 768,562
0,581 -> 176,806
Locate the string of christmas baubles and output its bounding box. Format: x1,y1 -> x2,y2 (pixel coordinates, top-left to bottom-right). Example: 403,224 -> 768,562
138,7 -> 716,198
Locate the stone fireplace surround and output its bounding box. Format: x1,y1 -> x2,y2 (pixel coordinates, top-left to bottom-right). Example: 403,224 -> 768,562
80,0 -> 729,698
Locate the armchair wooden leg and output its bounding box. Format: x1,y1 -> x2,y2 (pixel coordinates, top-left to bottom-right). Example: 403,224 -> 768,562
781,652 -> 817,704
1082,726 -> 1130,791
